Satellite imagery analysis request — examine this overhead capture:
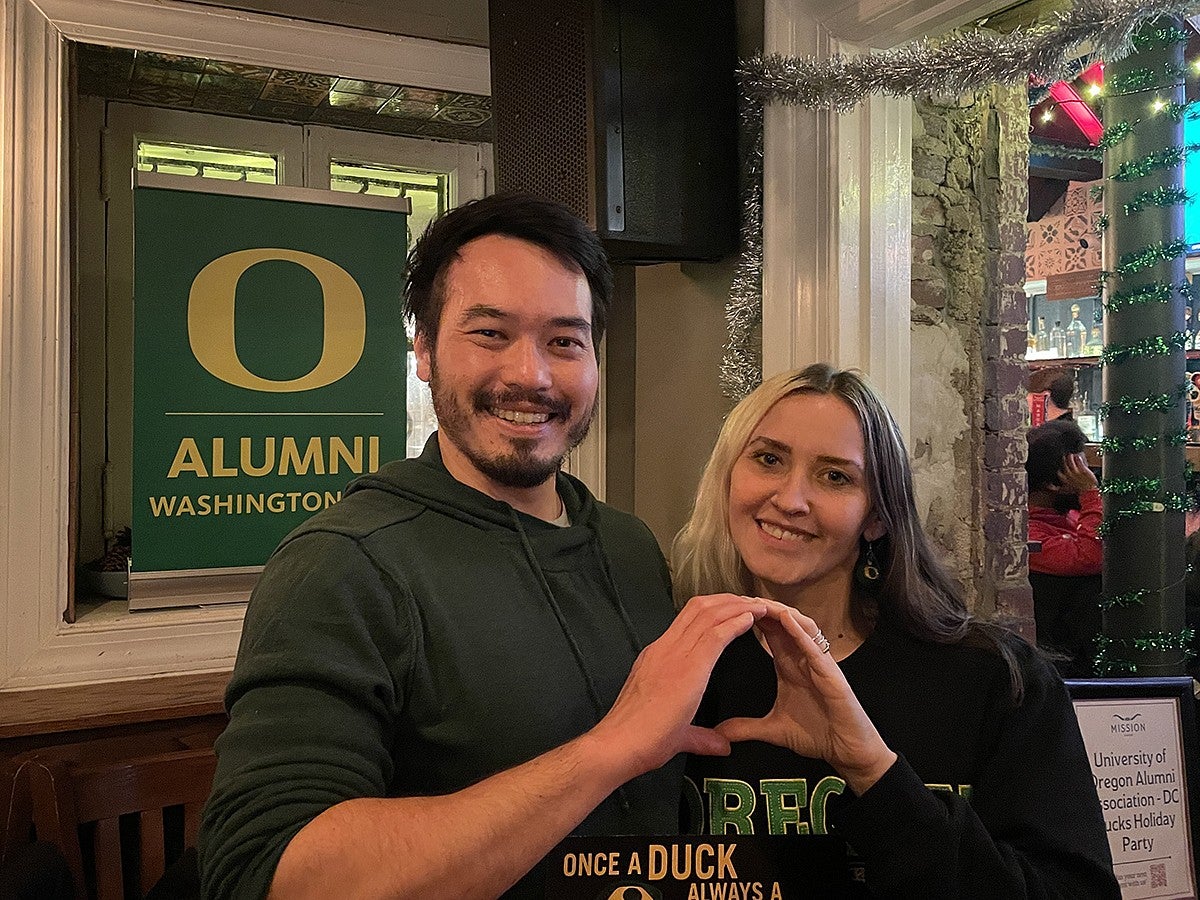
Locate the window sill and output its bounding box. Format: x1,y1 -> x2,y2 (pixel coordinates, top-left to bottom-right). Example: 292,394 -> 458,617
0,669 -> 231,738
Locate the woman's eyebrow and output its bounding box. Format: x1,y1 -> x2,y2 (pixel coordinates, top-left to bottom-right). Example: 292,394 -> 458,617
747,436 -> 790,454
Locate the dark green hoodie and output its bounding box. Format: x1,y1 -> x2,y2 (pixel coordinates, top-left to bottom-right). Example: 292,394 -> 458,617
199,436 -> 681,899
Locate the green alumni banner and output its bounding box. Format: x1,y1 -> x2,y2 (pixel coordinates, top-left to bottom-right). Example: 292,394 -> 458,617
132,174 -> 408,576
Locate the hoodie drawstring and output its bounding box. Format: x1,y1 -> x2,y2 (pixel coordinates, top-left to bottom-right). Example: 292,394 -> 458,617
508,507 -> 635,813
587,523 -> 644,655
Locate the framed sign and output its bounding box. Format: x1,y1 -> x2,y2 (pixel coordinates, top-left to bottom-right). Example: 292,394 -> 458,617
131,173 -> 409,607
1068,678 -> 1199,899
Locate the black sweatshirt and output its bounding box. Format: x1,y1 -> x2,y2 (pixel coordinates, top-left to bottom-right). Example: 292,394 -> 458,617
685,620 -> 1120,899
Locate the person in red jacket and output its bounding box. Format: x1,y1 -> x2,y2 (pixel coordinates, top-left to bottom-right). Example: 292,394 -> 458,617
1026,418 -> 1101,576
1026,419 -> 1103,676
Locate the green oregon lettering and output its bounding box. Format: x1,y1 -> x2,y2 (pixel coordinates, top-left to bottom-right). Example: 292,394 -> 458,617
699,776 -> 973,835
705,778 -> 757,834
187,248 -> 366,392
810,776 -> 845,835
760,779 -> 807,835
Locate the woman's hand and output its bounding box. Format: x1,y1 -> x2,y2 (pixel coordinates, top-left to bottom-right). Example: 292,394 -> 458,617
1057,451 -> 1099,494
713,603 -> 897,796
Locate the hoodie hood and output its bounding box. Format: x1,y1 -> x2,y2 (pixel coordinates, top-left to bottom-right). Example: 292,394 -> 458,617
345,433 -> 597,535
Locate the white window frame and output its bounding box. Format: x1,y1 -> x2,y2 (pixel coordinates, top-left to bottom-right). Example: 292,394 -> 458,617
0,0 -> 489,697
760,0 -> 1018,441
760,1 -> 913,438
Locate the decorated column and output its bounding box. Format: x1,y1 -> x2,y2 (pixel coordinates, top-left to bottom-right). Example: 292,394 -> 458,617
1098,18 -> 1192,675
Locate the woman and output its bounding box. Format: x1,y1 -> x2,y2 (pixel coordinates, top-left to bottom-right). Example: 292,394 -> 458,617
672,364 -> 1118,898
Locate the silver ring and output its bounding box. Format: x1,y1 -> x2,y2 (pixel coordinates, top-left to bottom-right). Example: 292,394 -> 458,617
813,629 -> 831,654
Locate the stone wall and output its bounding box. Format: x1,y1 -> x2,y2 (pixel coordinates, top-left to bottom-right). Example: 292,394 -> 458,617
910,84 -> 1033,628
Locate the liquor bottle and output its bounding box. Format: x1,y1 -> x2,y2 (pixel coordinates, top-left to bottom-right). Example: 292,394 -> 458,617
1050,320 -> 1066,357
1034,316 -> 1049,353
1067,303 -> 1087,357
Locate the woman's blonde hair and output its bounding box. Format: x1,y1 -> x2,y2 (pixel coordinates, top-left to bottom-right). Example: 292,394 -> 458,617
671,363 -> 1023,695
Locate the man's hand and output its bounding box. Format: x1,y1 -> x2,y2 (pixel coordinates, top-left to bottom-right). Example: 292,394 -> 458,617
587,593 -> 768,780
714,603 -> 896,796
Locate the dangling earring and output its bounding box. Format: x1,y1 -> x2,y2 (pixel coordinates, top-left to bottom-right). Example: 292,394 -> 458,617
858,539 -> 881,584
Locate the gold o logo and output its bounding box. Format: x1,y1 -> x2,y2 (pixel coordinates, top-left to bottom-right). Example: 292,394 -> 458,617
188,248 -> 365,392
605,888 -> 657,900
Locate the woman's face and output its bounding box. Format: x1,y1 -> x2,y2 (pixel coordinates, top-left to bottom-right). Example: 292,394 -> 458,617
728,392 -> 882,603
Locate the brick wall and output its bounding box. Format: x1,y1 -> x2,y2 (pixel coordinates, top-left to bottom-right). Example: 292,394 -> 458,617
910,84 -> 1033,630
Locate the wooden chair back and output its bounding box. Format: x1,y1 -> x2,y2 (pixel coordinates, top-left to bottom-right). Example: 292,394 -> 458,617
0,756 -> 33,868
24,747 -> 215,900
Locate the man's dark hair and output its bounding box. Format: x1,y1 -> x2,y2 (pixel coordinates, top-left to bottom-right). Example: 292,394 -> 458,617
1026,419 -> 1088,492
1048,373 -> 1074,410
402,193 -> 613,349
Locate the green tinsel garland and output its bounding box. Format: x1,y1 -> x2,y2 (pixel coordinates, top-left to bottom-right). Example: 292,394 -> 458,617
1100,588 -> 1150,609
1080,13 -> 1194,677
1104,61 -> 1188,94
1098,120 -> 1137,150
1093,635 -> 1139,675
1030,138 -> 1105,161
1099,330 -> 1189,365
1133,628 -> 1197,652
1097,493 -> 1192,535
1111,147 -> 1199,182
1103,280 -> 1172,310
1130,22 -> 1193,49
1098,382 -> 1189,418
1123,184 -> 1191,213
1101,475 -> 1164,497
1111,237 -> 1189,276
1166,99 -> 1200,121
1093,630 -> 1197,675
1097,428 -> 1190,453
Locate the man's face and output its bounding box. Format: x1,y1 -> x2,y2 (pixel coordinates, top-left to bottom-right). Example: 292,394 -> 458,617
414,234 -> 599,493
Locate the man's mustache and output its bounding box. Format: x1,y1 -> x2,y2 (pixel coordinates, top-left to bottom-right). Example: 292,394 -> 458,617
472,388 -> 572,419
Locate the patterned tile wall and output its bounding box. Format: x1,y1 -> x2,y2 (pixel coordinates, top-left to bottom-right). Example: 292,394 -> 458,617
1025,181 -> 1102,281
74,42 -> 492,144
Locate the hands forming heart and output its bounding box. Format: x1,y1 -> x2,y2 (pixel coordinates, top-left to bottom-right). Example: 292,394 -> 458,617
595,594 -> 896,796
713,599 -> 898,796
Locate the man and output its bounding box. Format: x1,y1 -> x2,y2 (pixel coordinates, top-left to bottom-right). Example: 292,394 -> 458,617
199,194 -> 767,899
1045,372 -> 1075,421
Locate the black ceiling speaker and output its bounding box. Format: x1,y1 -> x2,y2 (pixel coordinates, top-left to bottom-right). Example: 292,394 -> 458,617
488,0 -> 739,262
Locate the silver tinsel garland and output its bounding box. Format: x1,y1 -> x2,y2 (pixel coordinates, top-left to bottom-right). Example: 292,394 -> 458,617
742,0 -> 1199,110
721,0 -> 1200,399
721,100 -> 764,400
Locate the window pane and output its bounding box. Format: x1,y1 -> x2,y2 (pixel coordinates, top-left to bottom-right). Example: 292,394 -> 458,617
329,161 -> 445,248
136,141 -> 278,183
332,159 -> 449,456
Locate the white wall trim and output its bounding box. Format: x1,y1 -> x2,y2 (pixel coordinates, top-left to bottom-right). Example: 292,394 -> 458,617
31,0 -> 490,95
0,0 -> 488,691
761,5 -> 914,438
761,1 -> 833,383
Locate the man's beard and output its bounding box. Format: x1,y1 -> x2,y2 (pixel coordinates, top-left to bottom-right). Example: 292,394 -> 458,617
429,358 -> 596,489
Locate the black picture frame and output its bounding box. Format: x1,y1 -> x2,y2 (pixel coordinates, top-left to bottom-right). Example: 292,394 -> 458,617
1067,677 -> 1200,897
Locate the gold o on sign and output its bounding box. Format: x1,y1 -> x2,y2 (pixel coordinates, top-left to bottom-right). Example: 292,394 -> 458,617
188,248 -> 366,392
